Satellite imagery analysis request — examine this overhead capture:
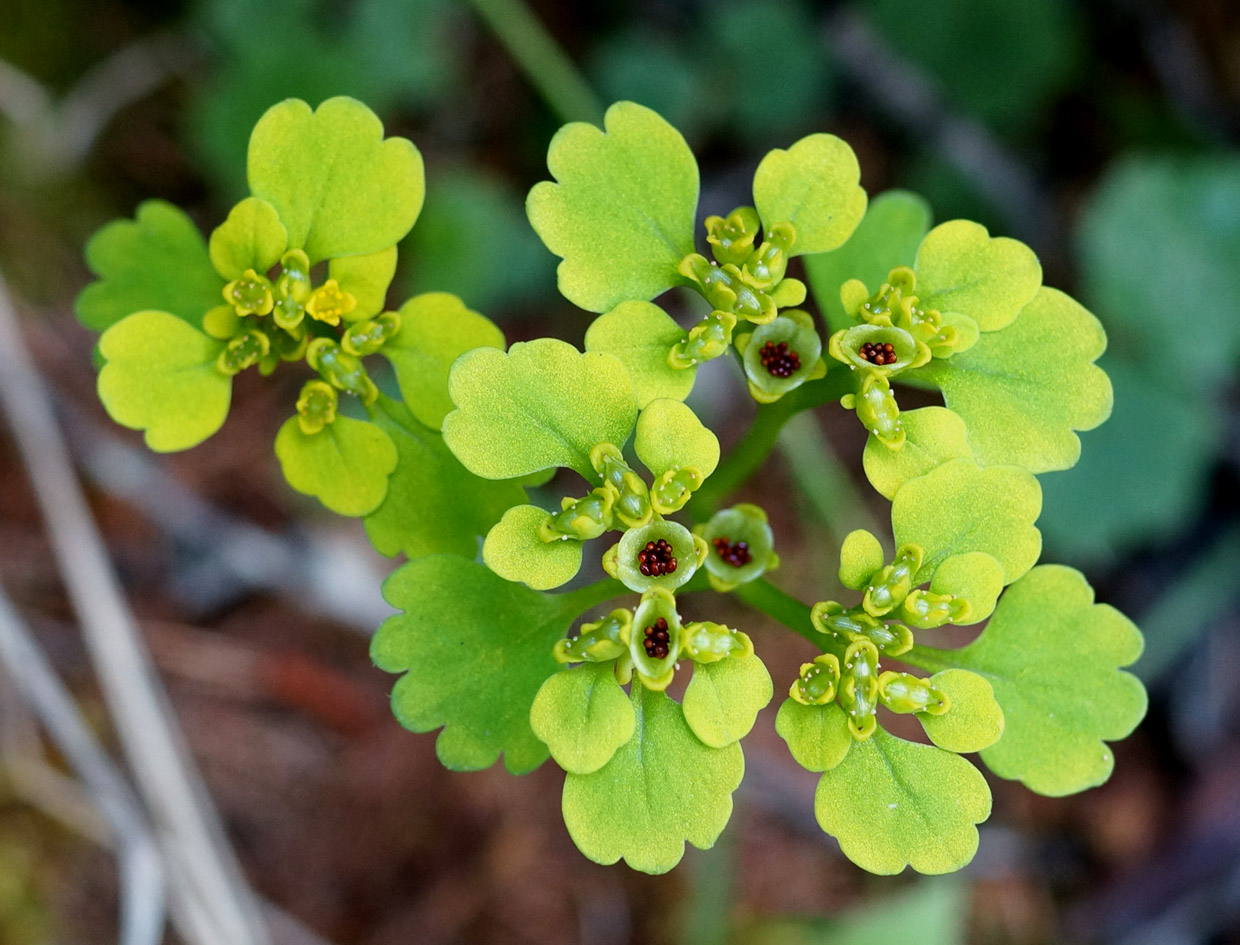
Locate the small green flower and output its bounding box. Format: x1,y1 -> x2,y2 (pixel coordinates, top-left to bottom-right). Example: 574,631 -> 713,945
877,671 -> 950,715
681,622 -> 753,664
294,380 -> 338,435
695,503 -> 779,592
591,443 -> 654,528
705,207 -> 761,266
789,653 -> 841,706
841,370 -> 904,449
627,587 -> 683,690
735,310 -> 827,404
604,519 -> 707,594
539,487 -> 615,542
827,322 -> 929,376
554,609 -> 632,664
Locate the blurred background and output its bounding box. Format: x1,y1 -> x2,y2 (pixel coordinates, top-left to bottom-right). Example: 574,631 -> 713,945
0,0 -> 1238,942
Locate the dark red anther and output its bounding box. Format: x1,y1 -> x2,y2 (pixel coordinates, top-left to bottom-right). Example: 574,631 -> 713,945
859,341 -> 898,365
759,341 -> 801,377
643,617 -> 671,659
712,536 -> 752,567
637,539 -> 678,577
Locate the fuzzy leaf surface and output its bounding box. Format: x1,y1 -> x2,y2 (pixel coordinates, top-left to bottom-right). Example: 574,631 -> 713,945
814,729 -> 991,874
562,687 -> 743,873
97,311 -> 230,452
483,505 -> 583,590
910,565 -> 1146,796
247,96 -> 424,262
77,201 -> 222,331
527,101 -> 698,312
752,133 -> 867,255
682,651 -> 772,748
330,247 -> 398,319
634,399 -> 719,478
530,663 -> 635,775
443,339 -> 637,479
775,700 -> 853,772
863,406 -> 973,500
584,301 -> 696,407
372,556 -> 587,774
208,197 -> 288,280
274,414 -> 397,516
918,670 -> 1004,754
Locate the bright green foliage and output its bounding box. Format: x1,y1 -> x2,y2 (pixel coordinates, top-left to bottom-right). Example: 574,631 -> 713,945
247,96 -> 425,262
862,407 -> 973,501
442,340 -> 638,480
929,553 -> 1005,623
910,566 -> 1146,796
527,101 -> 699,312
892,459 -> 1042,584
561,686 -> 744,873
363,398 -> 524,559
530,663 -> 635,775
752,133 -> 867,256
584,301 -> 697,407
915,288 -> 1111,471
483,504 -> 584,590
373,556 -> 589,774
274,413 -> 397,516
804,190 -> 932,334
838,529 -> 886,590
208,197 -> 288,280
775,700 -> 852,772
77,201 -> 225,332
698,504 -> 779,592
382,292 -> 506,430
330,247 -> 398,319
97,311 -> 230,452
814,729 -> 991,874
917,670 -> 1003,753
681,651 -> 773,748
634,399 -> 719,479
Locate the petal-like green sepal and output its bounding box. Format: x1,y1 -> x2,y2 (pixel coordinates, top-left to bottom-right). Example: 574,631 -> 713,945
789,653 -> 842,706
892,458 -> 1042,586
634,399 -> 720,480
561,686 -> 744,873
247,96 -> 424,262
839,640 -> 881,739
97,311 -> 230,452
650,466 -> 706,516
861,544 -> 923,616
541,487 -> 615,542
272,249 -> 311,330
373,556 -> 589,774
706,206 -> 761,266
590,443 -> 652,528
306,338 -> 377,404
698,504 -> 777,591
877,671 -> 949,715
776,699 -> 852,772
363,397 -> 526,561
77,200 -> 223,332
913,287 -> 1112,473
274,413 -> 397,516
751,133 -> 866,256
341,311 -> 402,357
682,648 -> 772,748
208,197 -> 288,281
330,246 -> 398,321
737,309 -> 825,403
304,279 -> 356,326
862,406 -> 974,501
841,370 -> 904,449
221,269 -> 274,317
838,528 -> 885,590
828,323 -> 927,375
814,729 -> 991,875
294,380 -> 337,435
527,101 -> 699,312
912,220 -> 1041,333
740,222 -> 795,289
609,519 -> 704,594
443,340 -> 637,480
215,329 -> 270,375
897,588 -> 971,630
554,609 -> 631,665
530,662 -> 636,775
584,301 -> 697,407
668,310 -> 737,368
628,587 -> 682,687
483,504 -> 584,590
912,566 -> 1147,796
809,601 -> 913,657
678,255 -> 778,324
382,292 -> 506,430
804,189 -> 932,334
917,670 -> 1004,754
681,623 -> 752,664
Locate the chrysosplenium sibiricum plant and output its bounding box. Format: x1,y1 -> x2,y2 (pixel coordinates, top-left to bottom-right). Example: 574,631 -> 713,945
78,97 -> 1147,876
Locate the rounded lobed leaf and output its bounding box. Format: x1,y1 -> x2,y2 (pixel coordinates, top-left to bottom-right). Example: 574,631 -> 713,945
527,101 -> 699,312
274,414 -> 397,516
443,339 -> 637,480
814,729 -> 991,875
382,292 -> 506,430
839,529 -> 885,590
584,301 -> 696,407
562,686 -> 744,873
892,458 -> 1042,586
483,505 -> 584,591
208,196 -> 288,281
247,96 -> 425,262
915,287 -> 1112,473
634,399 -> 719,479
530,663 -> 635,775
917,669 -> 1004,754
330,247 -> 398,320
752,133 -> 867,256
97,311 -> 230,452
913,220 -> 1041,333
862,406 -> 974,501
372,556 -> 592,774
929,552 -> 1005,624
77,201 -> 223,332
775,699 -> 852,772
682,651 -> 773,748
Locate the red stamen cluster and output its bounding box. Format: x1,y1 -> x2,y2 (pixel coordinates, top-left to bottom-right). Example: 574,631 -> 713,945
859,341 -> 898,365
759,341 -> 801,377
643,617 -> 671,659
637,539 -> 678,577
712,536 -> 752,568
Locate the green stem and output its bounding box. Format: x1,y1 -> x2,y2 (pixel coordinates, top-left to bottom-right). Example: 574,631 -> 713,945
467,0 -> 605,125
731,578 -> 819,647
902,645 -> 955,674
688,365 -> 853,519
557,576 -> 624,616
777,411 -> 882,540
